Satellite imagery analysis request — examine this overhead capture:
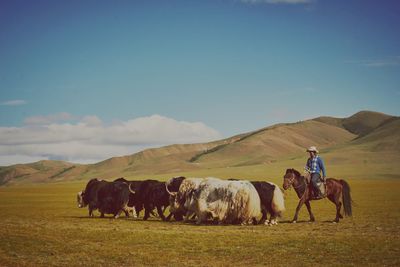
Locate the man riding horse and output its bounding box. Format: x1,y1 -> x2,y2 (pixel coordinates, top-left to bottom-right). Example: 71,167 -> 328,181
305,146 -> 326,199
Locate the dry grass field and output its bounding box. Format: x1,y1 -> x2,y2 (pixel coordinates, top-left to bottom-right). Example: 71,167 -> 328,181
0,170 -> 399,266
1,111 -> 399,266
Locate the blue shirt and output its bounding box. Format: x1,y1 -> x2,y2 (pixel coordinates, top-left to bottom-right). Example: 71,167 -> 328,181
306,155 -> 326,177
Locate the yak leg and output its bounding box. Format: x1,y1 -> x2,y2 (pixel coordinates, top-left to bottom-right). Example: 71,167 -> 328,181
143,204 -> 151,220
165,212 -> 174,221
123,208 -> 130,217
174,213 -> 184,221
196,212 -> 207,225
269,213 -> 279,225
88,203 -> 95,217
150,210 -> 158,217
259,209 -> 267,225
157,205 -> 166,221
131,208 -> 138,218
184,211 -> 193,222
135,206 -> 141,218
143,209 -> 150,220
114,210 -> 121,219
305,201 -> 315,222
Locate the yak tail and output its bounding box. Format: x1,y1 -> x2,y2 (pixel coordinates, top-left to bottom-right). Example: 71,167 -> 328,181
340,180 -> 352,217
270,183 -> 286,215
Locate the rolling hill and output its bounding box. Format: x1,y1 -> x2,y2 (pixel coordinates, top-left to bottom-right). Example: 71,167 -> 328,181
1,110 -> 399,185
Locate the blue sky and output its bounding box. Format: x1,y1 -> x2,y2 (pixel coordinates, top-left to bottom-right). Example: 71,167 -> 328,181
0,0 -> 399,165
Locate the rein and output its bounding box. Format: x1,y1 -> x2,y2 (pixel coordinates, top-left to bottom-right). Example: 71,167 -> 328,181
286,173 -> 307,199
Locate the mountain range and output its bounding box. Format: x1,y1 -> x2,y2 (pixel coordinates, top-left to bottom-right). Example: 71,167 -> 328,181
1,110 -> 399,185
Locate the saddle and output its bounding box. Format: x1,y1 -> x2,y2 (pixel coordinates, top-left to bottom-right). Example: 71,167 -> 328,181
304,170 -> 326,200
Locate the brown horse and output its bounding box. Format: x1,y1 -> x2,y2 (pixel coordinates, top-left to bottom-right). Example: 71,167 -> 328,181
283,168 -> 352,223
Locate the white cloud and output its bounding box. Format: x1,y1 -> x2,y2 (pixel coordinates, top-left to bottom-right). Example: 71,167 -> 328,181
0,114 -> 222,166
347,56 -> 400,68
1,99 -> 27,106
240,0 -> 313,4
24,112 -> 75,125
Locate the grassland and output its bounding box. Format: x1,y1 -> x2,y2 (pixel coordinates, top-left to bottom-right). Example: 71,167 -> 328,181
1,111 -> 399,265
1,172 -> 399,266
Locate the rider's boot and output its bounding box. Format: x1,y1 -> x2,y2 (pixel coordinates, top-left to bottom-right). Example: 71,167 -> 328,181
314,186 -> 324,200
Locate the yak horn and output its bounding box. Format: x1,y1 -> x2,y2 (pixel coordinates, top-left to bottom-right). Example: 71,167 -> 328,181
165,181 -> 177,196
128,184 -> 136,194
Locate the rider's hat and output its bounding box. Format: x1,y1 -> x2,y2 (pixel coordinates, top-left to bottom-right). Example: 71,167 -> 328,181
306,146 -> 319,153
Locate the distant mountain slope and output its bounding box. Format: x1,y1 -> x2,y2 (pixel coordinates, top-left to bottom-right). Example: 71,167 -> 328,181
350,117 -> 400,151
87,134 -> 246,176
1,110 -> 398,185
0,161 -> 79,185
189,120 -> 356,167
314,110 -> 394,136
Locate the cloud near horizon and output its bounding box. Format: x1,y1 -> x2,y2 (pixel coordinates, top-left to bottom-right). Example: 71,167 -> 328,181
240,0 -> 314,4
0,114 -> 222,166
1,99 -> 27,106
24,112 -> 75,125
347,56 -> 400,68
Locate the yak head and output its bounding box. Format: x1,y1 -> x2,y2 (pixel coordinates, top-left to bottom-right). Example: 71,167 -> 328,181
165,177 -> 186,213
77,191 -> 87,208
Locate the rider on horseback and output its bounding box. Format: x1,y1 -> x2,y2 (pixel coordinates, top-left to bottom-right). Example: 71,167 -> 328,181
305,146 -> 326,199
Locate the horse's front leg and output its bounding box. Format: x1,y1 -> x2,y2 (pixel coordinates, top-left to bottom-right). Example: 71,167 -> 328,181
292,197 -> 306,223
305,201 -> 315,222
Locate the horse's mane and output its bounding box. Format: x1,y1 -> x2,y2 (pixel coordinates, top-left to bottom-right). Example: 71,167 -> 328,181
287,168 -> 302,178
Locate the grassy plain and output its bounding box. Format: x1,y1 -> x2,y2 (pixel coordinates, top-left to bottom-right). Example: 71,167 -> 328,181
1,163 -> 399,266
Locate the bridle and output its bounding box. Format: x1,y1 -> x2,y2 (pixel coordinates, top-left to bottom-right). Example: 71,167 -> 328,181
284,172 -> 305,190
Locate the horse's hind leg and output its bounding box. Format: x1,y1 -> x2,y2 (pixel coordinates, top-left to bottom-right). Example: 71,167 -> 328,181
329,194 -> 342,223
334,201 -> 342,223
305,201 -> 315,222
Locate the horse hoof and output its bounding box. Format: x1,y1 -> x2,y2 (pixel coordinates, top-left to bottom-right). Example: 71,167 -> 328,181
292,221 -> 297,224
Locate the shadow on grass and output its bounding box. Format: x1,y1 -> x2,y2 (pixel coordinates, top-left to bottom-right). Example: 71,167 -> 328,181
279,219 -> 339,224
63,215 -> 273,227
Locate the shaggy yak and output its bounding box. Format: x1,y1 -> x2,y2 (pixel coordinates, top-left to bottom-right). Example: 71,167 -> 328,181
167,177 -> 261,225
77,178 -> 133,218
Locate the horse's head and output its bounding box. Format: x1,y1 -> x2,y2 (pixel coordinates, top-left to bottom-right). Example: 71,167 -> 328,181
283,168 -> 298,190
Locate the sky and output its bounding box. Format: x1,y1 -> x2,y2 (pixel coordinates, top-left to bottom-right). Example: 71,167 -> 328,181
0,0 -> 399,165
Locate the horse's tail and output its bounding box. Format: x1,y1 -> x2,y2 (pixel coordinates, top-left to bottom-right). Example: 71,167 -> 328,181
270,183 -> 286,216
340,180 -> 352,217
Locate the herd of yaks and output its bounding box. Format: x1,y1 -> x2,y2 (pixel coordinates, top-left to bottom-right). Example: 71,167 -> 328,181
77,176 -> 285,225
